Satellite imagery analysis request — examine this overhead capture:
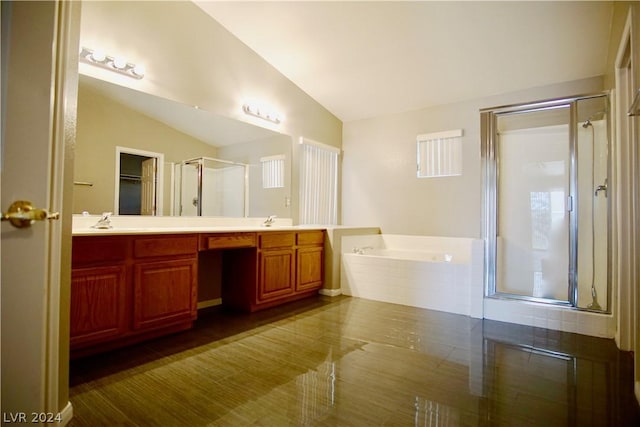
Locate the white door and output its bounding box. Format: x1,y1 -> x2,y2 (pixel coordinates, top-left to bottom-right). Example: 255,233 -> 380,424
141,157 -> 157,215
1,1 -> 79,421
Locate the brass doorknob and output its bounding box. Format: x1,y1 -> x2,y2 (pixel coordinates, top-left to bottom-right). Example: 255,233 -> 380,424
1,200 -> 60,229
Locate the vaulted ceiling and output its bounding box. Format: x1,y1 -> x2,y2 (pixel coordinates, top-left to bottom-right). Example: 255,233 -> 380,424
194,1 -> 613,122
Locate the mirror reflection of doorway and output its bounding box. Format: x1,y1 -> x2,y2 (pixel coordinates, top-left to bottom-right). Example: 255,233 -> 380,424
115,147 -> 164,215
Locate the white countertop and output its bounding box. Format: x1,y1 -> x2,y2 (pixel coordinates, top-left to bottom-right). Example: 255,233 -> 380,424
72,225 -> 328,236
72,215 -> 378,236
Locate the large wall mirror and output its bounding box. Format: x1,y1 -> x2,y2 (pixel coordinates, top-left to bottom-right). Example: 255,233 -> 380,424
74,75 -> 292,218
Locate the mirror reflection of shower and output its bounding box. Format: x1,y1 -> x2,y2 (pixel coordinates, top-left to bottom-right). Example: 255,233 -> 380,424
174,157 -> 248,217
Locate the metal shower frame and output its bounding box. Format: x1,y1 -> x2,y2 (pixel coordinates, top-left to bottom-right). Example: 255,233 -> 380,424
480,92 -> 611,312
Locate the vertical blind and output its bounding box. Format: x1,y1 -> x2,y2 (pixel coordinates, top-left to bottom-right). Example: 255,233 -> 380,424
417,129 -> 463,178
299,138 -> 339,225
261,154 -> 285,189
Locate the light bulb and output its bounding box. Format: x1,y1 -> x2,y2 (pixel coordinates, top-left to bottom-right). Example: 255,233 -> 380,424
112,57 -> 127,69
90,50 -> 106,62
131,64 -> 145,77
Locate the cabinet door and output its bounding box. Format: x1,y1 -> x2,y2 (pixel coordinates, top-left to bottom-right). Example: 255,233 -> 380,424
258,249 -> 295,301
70,265 -> 127,348
133,258 -> 197,331
296,246 -> 324,292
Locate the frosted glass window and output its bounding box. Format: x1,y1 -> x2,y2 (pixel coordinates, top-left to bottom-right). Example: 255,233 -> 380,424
299,137 -> 339,225
261,154 -> 285,188
417,129 -> 463,177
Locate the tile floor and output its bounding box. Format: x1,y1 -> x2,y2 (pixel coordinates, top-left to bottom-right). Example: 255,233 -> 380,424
69,295 -> 640,426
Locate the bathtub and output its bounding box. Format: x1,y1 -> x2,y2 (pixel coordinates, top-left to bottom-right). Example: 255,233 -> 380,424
340,234 -> 484,318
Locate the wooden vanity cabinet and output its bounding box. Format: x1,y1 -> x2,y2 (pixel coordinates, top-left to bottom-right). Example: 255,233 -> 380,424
257,232 -> 296,302
70,236 -> 129,349
71,229 -> 324,355
132,235 -> 198,331
70,234 -> 198,357
296,230 -> 325,292
223,230 -> 324,312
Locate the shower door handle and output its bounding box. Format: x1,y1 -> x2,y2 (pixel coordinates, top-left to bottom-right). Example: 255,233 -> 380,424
567,196 -> 573,212
595,183 -> 608,197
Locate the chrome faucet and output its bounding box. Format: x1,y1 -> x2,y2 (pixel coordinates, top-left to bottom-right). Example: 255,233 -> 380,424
92,212 -> 113,229
595,179 -> 608,197
263,215 -> 277,227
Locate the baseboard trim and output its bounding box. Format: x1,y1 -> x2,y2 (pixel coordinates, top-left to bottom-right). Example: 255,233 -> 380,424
197,298 -> 222,310
59,401 -> 73,426
319,288 -> 342,297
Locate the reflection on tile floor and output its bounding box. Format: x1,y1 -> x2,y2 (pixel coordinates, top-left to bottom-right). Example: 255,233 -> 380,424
69,296 -> 640,426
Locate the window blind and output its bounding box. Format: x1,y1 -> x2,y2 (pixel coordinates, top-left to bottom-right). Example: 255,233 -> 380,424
299,138 -> 339,225
261,154 -> 285,189
417,129 -> 463,178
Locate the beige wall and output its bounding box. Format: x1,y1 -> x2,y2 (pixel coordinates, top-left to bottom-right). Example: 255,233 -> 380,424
74,85 -> 219,215
219,135 -> 294,219
342,77 -> 604,237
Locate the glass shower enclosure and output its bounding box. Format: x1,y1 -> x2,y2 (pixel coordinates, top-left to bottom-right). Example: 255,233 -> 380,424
481,93 -> 610,312
175,157 -> 248,217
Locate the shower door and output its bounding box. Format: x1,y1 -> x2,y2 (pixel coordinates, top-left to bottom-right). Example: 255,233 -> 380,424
176,157 -> 248,217
494,106 -> 572,303
482,94 -> 610,310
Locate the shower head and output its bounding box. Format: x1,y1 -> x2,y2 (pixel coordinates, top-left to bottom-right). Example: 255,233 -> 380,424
581,110 -> 607,128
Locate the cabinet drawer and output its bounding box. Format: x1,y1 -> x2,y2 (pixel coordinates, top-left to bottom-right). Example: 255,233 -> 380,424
297,230 -> 324,246
259,232 -> 295,249
134,235 -> 198,258
204,233 -> 256,249
72,236 -> 128,264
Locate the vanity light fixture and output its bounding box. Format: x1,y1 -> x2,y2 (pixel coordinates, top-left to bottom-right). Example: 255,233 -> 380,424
79,47 -> 145,79
242,101 -> 282,124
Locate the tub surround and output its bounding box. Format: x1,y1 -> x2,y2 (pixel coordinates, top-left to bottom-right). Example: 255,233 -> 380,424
321,226 -> 381,296
341,234 -> 484,318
